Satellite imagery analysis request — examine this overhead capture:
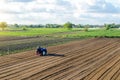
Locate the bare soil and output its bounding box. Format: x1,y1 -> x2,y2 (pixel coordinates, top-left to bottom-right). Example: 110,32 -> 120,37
0,38 -> 120,80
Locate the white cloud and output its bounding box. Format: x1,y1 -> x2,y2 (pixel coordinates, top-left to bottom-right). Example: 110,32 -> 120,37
0,0 -> 120,24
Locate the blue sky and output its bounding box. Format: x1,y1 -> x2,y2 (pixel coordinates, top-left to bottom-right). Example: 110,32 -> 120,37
0,0 -> 120,25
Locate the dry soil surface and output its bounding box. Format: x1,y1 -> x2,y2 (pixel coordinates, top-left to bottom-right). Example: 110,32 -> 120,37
0,38 -> 120,80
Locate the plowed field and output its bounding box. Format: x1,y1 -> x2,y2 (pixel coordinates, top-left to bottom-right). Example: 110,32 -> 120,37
0,38 -> 120,80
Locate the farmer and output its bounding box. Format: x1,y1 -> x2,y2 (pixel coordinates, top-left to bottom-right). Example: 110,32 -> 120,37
36,46 -> 42,55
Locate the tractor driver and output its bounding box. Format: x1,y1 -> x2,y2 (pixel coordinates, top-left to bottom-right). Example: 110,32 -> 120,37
36,46 -> 42,55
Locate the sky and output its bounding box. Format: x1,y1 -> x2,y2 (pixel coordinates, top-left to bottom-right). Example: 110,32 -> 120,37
0,0 -> 120,25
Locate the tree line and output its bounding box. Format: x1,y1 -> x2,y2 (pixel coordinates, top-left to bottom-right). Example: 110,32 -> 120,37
0,22 -> 120,31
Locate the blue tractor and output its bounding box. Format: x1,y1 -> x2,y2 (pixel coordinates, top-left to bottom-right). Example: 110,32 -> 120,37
36,46 -> 47,56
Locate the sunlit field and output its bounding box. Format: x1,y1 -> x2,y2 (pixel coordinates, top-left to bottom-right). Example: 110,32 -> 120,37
0,28 -> 72,36
0,28 -> 119,38
0,27 -> 119,55
62,29 -> 120,38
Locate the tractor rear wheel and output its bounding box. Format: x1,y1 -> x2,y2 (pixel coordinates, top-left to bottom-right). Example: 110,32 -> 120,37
42,51 -> 47,56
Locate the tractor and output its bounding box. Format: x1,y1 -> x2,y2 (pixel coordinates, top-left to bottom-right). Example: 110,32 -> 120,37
36,46 -> 47,56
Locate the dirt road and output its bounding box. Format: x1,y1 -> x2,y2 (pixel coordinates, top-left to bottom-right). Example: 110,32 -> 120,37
0,38 -> 120,80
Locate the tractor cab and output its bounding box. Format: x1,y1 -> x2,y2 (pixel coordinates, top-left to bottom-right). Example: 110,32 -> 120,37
36,46 -> 47,56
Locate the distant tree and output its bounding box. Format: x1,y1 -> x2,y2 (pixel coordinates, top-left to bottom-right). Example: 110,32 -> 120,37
76,24 -> 83,28
0,22 -> 8,30
109,23 -> 119,28
46,24 -> 63,28
55,24 -> 63,28
29,24 -> 33,28
37,24 -> 44,28
14,24 -> 19,28
104,24 -> 111,30
115,24 -> 120,28
71,24 -> 75,28
63,22 -> 72,30
111,23 -> 115,28
84,24 -> 89,32
46,24 -> 51,28
22,26 -> 27,31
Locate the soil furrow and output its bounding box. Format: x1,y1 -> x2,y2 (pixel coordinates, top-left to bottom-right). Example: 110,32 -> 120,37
0,38 -> 96,67
99,59 -> 120,80
110,68 -> 120,80
24,38 -> 117,80
0,38 -> 119,80
84,49 -> 120,80
54,44 -> 119,80
0,39 -> 101,76
6,38 -> 107,79
83,51 -> 120,80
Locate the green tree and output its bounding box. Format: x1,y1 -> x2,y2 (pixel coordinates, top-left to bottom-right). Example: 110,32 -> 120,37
46,24 -> 51,28
104,24 -> 111,30
84,24 -> 89,32
63,22 -> 72,30
22,26 -> 27,31
0,22 -> 8,30
14,24 -> 19,28
76,24 -> 83,28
